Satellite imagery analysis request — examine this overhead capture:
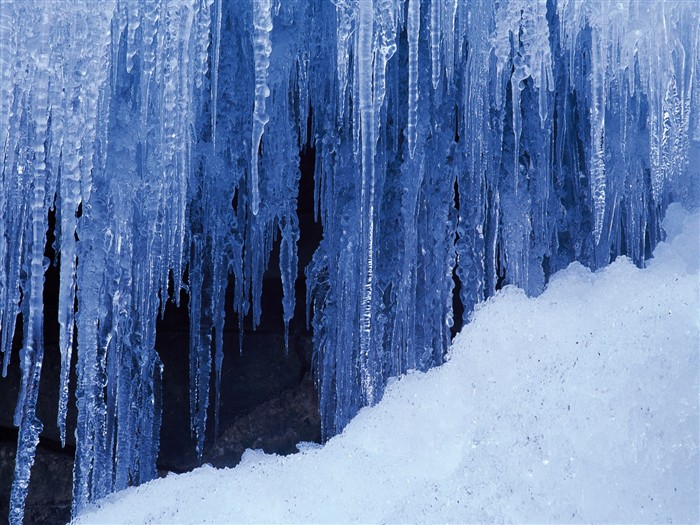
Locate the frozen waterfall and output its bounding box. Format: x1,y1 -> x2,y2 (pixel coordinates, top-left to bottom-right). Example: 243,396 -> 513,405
0,0 -> 697,522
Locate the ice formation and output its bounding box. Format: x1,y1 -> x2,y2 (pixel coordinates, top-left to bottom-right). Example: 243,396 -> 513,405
0,0 -> 698,522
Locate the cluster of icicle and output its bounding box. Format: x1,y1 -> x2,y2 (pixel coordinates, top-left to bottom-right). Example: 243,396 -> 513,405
0,0 -> 697,522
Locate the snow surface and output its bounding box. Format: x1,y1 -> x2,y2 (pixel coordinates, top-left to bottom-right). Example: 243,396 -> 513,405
74,205 -> 699,524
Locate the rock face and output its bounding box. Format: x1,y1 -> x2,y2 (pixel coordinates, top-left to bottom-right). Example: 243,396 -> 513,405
0,160 -> 322,524
205,381 -> 321,469
157,329 -> 321,475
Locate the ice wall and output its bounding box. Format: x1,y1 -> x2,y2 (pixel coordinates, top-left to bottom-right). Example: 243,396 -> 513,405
0,0 -> 697,522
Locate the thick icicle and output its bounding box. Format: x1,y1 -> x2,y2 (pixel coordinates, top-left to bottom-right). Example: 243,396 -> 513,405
430,0 -> 441,90
334,0 -> 355,122
10,7 -> 51,524
407,0 -> 420,159
251,0 -> 273,216
357,0 -> 377,405
211,0 -> 222,148
0,0 -> 17,376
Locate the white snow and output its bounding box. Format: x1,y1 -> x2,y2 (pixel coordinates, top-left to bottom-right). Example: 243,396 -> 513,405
74,204 -> 699,524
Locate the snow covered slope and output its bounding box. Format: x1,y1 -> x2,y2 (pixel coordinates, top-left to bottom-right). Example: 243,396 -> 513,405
75,205 -> 699,524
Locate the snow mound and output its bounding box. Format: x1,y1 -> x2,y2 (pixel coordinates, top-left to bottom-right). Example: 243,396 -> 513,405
75,205 -> 699,524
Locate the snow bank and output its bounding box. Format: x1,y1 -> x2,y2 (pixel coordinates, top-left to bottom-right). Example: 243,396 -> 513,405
74,205 -> 699,524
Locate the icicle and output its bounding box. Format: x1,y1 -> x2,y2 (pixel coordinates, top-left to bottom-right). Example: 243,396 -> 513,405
430,0 -> 441,90
357,0 -> 376,405
279,217 -> 299,355
251,0 -> 273,216
0,1 -> 16,376
58,3 -> 115,445
212,254 -> 226,437
188,237 -> 209,459
57,85 -> 83,446
141,0 -> 159,124
10,7 -> 51,524
407,0 -> 420,159
211,0 -> 222,148
126,1 -> 140,73
334,0 -> 355,122
0,2 -> 14,157
442,0 -> 457,86
375,0 -> 398,109
590,32 -> 607,244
